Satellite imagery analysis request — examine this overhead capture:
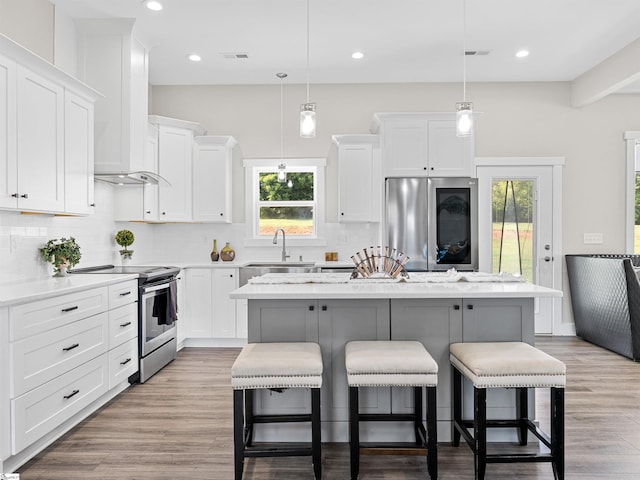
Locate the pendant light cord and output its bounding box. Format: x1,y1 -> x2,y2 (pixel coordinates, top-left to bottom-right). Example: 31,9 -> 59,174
462,0 -> 467,102
280,78 -> 284,159
306,0 -> 310,103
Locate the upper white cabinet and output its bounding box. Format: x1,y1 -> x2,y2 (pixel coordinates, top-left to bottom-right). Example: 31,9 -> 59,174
0,35 -> 99,215
193,136 -> 237,223
76,19 -> 149,175
332,134 -> 381,223
372,113 -> 474,178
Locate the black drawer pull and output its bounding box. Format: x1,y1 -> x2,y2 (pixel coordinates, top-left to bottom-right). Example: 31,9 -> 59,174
120,358 -> 132,366
119,291 -> 132,296
467,304 -> 474,310
454,305 -> 460,310
61,305 -> 79,313
63,389 -> 80,400
309,305 -> 315,311
120,321 -> 132,327
321,305 -> 327,311
62,343 -> 80,352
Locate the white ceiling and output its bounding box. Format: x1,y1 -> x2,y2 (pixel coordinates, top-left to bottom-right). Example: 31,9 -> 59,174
51,0 -> 640,92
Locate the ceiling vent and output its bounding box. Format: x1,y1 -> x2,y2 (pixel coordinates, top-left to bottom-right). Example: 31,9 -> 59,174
221,52 -> 249,59
465,50 -> 491,56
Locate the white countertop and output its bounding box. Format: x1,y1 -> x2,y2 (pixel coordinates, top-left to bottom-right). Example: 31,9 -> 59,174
0,274 -> 138,307
230,280 -> 563,300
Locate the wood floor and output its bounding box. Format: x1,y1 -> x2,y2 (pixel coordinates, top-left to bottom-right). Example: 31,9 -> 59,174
15,337 -> 640,479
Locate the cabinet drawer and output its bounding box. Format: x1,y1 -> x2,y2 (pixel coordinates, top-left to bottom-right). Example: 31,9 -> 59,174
108,337 -> 138,389
9,287 -> 108,341
108,280 -> 138,310
109,302 -> 138,348
11,354 -> 109,454
11,313 -> 108,397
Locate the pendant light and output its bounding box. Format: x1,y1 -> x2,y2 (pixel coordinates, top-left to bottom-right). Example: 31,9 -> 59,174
300,0 -> 316,138
277,73 -> 288,183
456,0 -> 473,137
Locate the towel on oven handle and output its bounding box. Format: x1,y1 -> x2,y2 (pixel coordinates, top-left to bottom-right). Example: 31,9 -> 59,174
153,280 -> 178,325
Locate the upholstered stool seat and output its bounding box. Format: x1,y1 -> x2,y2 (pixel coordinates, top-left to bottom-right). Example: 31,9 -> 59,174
450,342 -> 566,480
345,340 -> 438,480
231,342 -> 323,480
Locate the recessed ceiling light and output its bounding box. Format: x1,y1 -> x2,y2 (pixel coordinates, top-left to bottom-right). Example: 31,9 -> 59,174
351,51 -> 364,60
515,49 -> 530,58
144,0 -> 163,11
188,54 -> 202,62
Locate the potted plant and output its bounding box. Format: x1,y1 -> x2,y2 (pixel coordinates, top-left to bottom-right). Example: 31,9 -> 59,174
39,237 -> 81,276
115,229 -> 135,263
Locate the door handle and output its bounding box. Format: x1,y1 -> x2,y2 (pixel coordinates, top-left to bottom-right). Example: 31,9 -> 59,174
544,256 -> 552,262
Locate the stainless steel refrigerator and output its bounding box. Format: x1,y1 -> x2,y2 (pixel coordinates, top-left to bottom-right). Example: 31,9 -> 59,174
385,177 -> 478,271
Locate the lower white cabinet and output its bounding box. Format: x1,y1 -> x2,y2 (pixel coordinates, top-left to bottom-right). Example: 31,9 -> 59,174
184,267 -> 244,343
108,337 -> 137,389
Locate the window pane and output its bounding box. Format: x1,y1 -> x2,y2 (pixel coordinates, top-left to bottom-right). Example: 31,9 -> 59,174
491,180 -> 534,282
259,172 -> 314,201
259,206 -> 314,236
635,173 -> 640,253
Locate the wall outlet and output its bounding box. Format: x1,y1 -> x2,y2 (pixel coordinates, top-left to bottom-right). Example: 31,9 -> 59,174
583,232 -> 603,244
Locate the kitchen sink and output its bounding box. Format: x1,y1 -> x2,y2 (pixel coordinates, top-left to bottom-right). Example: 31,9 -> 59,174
239,262 -> 320,286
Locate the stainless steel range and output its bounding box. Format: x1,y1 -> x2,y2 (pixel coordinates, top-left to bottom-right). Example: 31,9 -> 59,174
70,265 -> 180,383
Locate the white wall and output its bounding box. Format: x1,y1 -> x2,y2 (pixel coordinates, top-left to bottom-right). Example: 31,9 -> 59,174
0,0 -> 54,62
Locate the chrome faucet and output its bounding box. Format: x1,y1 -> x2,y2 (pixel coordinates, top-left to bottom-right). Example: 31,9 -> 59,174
273,228 -> 290,262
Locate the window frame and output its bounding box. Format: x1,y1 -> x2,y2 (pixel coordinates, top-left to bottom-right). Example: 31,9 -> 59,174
243,158 -> 327,247
624,132 -> 640,252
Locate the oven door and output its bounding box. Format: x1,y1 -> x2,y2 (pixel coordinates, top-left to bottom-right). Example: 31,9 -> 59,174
140,281 -> 177,357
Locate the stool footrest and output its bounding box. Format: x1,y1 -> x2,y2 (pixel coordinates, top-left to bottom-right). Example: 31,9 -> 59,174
244,443 -> 313,458
251,413 -> 313,424
456,418 -> 552,449
360,443 -> 429,456
358,413 -> 422,422
486,453 -> 554,463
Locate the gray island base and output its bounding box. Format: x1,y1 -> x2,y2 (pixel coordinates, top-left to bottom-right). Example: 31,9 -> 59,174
230,281 -> 562,443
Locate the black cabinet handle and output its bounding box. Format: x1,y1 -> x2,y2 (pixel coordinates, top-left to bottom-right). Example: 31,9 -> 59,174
119,291 -> 132,296
309,305 -> 315,311
61,305 -> 79,313
120,321 -> 132,327
321,305 -> 327,311
120,358 -> 132,365
11,193 -> 18,198
90,203 -> 96,207
220,212 -> 224,216
62,343 -> 80,352
20,193 -> 28,199
63,389 -> 80,400
454,305 -> 460,310
146,211 -> 151,214
467,304 -> 474,310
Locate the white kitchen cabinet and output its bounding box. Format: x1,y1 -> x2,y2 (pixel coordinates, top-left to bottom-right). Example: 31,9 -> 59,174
175,271 -> 186,349
372,113 -> 474,178
332,134 -> 381,223
212,269 -> 238,337
15,65 -> 64,212
0,52 -> 17,210
184,268 -> 213,338
192,136 -> 237,223
143,123 -> 159,221
64,90 -> 95,215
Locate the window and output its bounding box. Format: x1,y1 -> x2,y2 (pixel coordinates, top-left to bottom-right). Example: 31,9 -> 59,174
624,133 -> 640,252
244,158 -> 326,245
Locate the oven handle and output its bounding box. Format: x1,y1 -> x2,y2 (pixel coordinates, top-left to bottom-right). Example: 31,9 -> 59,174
142,282 -> 171,295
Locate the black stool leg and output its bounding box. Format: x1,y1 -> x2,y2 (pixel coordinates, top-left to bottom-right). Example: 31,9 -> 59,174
233,389 -> 245,480
311,387 -> 322,480
244,389 -> 254,447
516,387 -> 528,446
414,386 -> 423,445
426,385 -> 438,480
349,386 -> 360,480
551,387 -> 565,480
474,387 -> 487,480
452,366 -> 462,447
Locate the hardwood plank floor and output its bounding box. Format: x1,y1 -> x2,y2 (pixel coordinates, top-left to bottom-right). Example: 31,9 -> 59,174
15,337 -> 640,479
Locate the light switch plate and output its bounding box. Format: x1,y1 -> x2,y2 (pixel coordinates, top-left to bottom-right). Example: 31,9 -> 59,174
583,232 -> 603,244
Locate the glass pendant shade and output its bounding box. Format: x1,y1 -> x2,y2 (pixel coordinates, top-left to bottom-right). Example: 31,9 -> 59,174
277,163 -> 287,183
300,103 -> 316,138
456,102 -> 474,137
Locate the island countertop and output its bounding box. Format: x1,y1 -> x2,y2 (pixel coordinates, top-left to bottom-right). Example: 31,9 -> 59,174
230,280 -> 562,300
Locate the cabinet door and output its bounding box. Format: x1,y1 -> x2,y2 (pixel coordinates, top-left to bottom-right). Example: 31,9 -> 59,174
428,120 -> 474,177
338,143 -> 379,222
16,66 -> 64,212
318,300 -> 390,421
175,271 -> 186,347
390,298 -> 462,427
193,140 -> 232,223
143,124 -> 159,221
158,125 -> 193,222
212,269 -> 237,338
64,91 -> 95,215
184,269 -> 213,338
0,53 -> 17,209
382,119 -> 428,177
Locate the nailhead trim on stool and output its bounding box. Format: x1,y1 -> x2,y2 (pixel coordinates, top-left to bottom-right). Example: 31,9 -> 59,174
231,342 -> 323,480
345,341 -> 438,480
449,342 -> 566,480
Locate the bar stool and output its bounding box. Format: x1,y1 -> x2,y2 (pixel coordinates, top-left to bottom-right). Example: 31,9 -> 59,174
231,342 -> 323,480
449,342 -> 566,480
345,340 -> 438,480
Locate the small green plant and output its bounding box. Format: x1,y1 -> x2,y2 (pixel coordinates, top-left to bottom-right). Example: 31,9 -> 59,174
39,237 -> 82,274
115,229 -> 135,257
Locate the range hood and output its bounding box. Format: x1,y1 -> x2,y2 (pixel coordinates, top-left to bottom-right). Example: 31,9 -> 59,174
94,171 -> 170,186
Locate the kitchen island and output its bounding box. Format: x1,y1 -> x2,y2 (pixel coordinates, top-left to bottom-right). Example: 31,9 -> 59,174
230,276 -> 562,443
